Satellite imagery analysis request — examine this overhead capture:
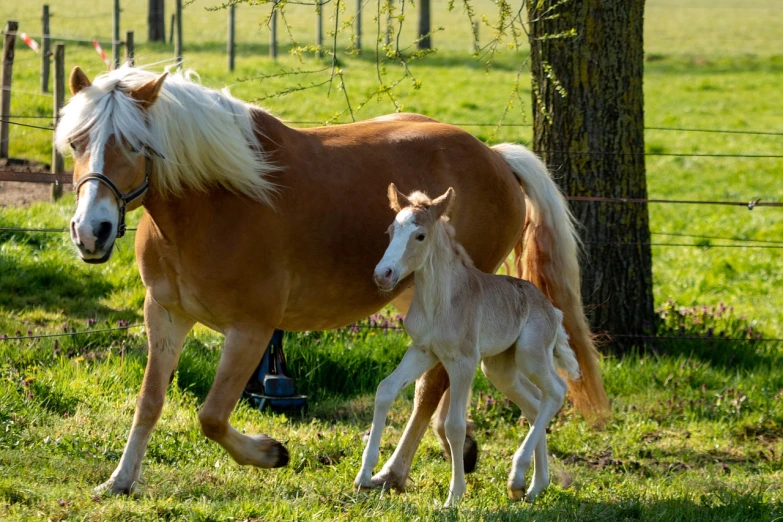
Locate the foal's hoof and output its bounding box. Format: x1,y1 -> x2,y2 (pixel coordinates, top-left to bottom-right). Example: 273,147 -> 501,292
369,468 -> 409,491
508,487 -> 525,502
93,477 -> 136,496
464,434 -> 478,473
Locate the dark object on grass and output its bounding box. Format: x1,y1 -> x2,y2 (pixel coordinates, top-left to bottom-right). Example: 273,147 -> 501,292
244,330 -> 307,412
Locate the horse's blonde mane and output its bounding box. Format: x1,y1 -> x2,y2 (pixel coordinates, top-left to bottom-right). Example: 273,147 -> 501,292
55,65 -> 276,204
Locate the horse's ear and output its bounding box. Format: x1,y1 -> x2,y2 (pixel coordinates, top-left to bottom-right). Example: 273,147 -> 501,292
431,187 -> 455,220
130,72 -> 168,110
388,183 -> 411,213
69,67 -> 92,95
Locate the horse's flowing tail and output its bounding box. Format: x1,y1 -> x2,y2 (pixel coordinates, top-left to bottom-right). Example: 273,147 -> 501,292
492,143 -> 610,421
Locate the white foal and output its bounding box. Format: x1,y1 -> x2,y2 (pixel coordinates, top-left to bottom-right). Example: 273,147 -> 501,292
354,185 -> 580,506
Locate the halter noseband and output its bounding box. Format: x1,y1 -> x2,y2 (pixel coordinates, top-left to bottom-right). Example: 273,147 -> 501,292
74,154 -> 152,238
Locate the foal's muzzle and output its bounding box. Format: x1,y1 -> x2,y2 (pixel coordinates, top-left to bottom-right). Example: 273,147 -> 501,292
373,266 -> 399,292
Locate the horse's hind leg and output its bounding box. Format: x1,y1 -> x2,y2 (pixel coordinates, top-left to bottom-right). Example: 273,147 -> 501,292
95,293 -> 194,495
481,350 -> 550,502
197,327 -> 289,468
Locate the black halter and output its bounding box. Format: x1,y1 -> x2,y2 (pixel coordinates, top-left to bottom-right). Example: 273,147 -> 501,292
74,155 -> 152,238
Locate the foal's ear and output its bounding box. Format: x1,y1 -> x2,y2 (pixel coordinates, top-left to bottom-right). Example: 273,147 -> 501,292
431,187 -> 455,220
69,67 -> 92,95
130,72 -> 169,110
388,183 -> 411,213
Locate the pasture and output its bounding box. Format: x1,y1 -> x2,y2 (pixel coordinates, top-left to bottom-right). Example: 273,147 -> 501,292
1,0 -> 782,520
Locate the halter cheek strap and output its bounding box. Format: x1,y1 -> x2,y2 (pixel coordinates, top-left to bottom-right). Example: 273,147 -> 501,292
74,155 -> 152,238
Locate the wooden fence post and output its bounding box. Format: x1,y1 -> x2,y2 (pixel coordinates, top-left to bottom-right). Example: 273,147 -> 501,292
126,30 -> 134,66
270,2 -> 277,60
355,0 -> 361,53
112,0 -> 121,69
227,4 -> 235,71
315,3 -> 322,58
169,14 -> 175,45
0,21 -> 17,160
51,42 -> 64,200
175,0 -> 182,67
41,5 -> 50,93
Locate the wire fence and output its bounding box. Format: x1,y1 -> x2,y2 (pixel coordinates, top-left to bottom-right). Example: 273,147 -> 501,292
2,321 -> 782,344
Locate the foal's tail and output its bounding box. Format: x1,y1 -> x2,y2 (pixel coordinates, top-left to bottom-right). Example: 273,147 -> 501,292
491,143 -> 609,423
552,314 -> 580,382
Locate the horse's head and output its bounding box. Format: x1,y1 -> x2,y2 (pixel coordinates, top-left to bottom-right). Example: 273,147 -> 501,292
374,184 -> 455,291
60,66 -> 167,263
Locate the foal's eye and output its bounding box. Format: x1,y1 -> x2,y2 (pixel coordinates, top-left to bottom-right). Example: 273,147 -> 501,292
416,233 -> 426,241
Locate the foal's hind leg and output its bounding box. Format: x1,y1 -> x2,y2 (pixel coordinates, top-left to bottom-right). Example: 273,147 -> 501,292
95,294 -> 194,495
508,331 -> 568,501
197,327 -> 289,468
481,351 -> 550,502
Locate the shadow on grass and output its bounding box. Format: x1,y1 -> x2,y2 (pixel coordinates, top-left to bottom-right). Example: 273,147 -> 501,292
0,253 -> 133,322
628,336 -> 783,373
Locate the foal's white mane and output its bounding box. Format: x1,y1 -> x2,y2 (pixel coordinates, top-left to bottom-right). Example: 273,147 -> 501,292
55,65 -> 276,204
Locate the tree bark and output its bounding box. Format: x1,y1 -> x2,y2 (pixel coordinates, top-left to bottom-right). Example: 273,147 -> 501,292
527,0 -> 654,352
417,0 -> 431,49
148,0 -> 166,42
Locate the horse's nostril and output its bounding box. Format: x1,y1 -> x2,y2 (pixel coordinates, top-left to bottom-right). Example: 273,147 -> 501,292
384,268 -> 393,279
95,221 -> 113,246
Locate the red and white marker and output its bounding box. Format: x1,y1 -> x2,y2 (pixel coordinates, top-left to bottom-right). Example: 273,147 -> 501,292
20,33 -> 40,53
92,39 -> 111,68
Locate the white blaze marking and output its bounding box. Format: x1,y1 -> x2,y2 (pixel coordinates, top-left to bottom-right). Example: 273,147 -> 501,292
376,209 -> 418,278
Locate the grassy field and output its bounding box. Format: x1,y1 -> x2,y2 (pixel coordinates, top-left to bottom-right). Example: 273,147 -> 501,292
2,0 -> 783,520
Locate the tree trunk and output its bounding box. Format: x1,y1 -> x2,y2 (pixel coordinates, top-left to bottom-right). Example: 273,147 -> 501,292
527,0 -> 654,352
417,0 -> 431,49
148,0 -> 166,42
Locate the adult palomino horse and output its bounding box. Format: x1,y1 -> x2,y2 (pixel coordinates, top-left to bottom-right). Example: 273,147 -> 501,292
57,65 -> 608,495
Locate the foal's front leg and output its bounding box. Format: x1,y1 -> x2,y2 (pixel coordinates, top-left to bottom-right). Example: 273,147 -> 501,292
355,346 -> 437,489
441,356 -> 479,507
95,294 -> 194,495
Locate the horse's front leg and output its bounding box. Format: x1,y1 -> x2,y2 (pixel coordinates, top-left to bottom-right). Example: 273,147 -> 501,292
355,346 -> 438,489
197,327 -> 289,468
95,294 -> 194,495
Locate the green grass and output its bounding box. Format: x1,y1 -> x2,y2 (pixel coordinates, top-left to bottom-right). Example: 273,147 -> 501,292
2,0 -> 783,520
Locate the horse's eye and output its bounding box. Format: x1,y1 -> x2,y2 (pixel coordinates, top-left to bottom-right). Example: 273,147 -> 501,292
416,234 -> 426,241
69,141 -> 75,150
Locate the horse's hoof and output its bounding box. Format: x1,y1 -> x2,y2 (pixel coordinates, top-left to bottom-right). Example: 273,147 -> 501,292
271,440 -> 289,468
507,487 -> 525,502
464,434 -> 478,473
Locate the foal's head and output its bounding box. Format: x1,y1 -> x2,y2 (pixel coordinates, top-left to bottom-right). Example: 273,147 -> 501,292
58,66 -> 168,263
373,184 -> 455,291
